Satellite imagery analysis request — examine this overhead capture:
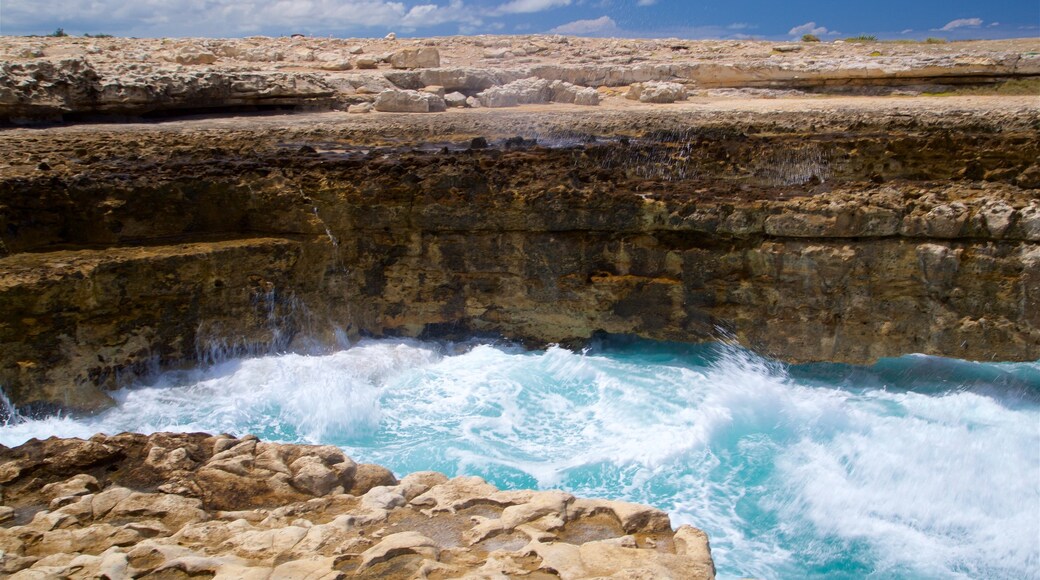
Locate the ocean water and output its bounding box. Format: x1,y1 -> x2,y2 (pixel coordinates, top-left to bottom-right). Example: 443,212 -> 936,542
1,338 -> 1038,579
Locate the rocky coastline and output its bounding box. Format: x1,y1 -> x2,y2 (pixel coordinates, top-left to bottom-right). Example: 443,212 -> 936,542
1,34 -> 1038,577
0,432 -> 716,578
1,99 -> 1038,413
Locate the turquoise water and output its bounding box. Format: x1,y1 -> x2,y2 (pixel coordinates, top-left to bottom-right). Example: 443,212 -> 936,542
2,338 -> 1038,579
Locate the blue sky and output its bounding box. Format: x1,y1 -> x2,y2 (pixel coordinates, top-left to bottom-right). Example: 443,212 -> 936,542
1,0 -> 1037,39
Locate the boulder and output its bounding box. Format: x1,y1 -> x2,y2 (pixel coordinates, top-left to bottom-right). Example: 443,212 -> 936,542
390,47 -> 440,69
354,57 -> 378,69
383,70 -> 423,89
421,85 -> 445,97
444,91 -> 468,107
315,60 -> 351,71
374,89 -> 447,113
289,455 -> 340,496
627,81 -> 688,103
476,77 -> 599,108
574,86 -> 600,106
477,85 -> 520,108
417,68 -> 503,92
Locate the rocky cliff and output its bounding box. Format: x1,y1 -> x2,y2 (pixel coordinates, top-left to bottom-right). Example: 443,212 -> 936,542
1,99 -> 1037,413
0,432 -> 716,578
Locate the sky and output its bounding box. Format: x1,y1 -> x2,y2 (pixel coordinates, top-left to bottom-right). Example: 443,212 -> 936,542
1,0 -> 1037,40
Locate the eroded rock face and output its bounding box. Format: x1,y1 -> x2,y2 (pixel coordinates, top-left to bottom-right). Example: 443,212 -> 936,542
0,433 -> 716,579
0,105 -> 1037,413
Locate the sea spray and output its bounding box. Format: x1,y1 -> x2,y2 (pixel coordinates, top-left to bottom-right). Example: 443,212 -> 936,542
0,338 -> 1036,579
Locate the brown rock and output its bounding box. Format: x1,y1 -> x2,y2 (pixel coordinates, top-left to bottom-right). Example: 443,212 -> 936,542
0,433 -> 716,579
390,47 -> 440,69
350,463 -> 398,495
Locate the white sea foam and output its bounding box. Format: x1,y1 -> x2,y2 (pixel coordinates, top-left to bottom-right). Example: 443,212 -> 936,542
0,339 -> 1036,579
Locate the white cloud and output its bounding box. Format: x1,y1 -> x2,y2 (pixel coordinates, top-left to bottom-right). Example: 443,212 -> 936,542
0,0 -> 492,36
401,0 -> 479,27
496,0 -> 570,14
940,17 -> 983,31
788,21 -> 831,37
989,22 -> 1000,27
637,0 -> 657,6
549,15 -> 619,35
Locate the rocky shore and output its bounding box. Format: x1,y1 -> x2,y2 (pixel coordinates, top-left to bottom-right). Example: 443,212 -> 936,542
0,432 -> 715,578
1,35 -> 1037,122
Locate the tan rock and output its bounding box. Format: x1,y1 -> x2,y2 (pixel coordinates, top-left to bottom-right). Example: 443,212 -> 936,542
374,88 -> 447,113
290,455 -> 340,496
357,531 -> 439,571
390,47 -> 440,69
0,433 -> 720,580
350,462 -> 398,494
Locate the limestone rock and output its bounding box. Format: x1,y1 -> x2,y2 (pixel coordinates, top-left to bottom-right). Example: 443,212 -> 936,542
289,455 -> 341,496
357,531 -> 439,571
421,84 -> 446,97
627,81 -> 688,103
1,36 -> 1036,123
475,77 -> 599,108
350,463 -> 398,494
172,49 -> 218,65
374,89 -> 447,113
444,91 -> 467,107
0,433 -> 716,579
0,89 -> 1037,410
390,47 -> 440,69
417,67 -> 504,92
354,56 -> 378,69
574,86 -> 600,106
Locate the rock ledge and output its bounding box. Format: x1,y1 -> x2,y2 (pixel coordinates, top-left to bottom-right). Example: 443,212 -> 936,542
0,432 -> 715,579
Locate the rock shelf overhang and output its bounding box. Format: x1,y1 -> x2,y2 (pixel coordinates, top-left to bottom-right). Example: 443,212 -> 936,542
1,102 -> 1039,414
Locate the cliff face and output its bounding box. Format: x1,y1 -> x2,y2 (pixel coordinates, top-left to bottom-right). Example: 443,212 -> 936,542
1,104 -> 1038,413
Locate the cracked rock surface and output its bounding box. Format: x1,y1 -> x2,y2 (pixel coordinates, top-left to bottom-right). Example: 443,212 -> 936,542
1,35 -> 1036,121
0,432 -> 715,579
